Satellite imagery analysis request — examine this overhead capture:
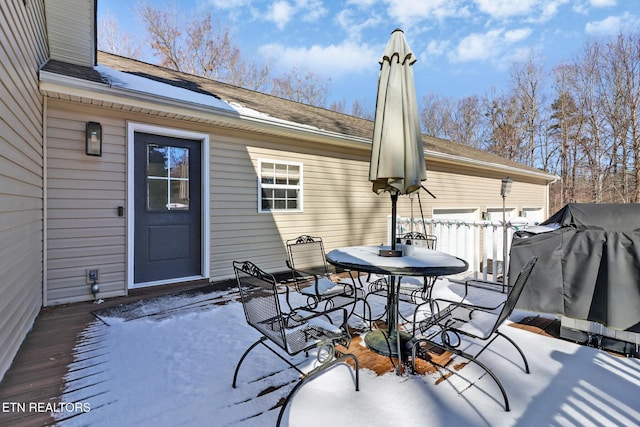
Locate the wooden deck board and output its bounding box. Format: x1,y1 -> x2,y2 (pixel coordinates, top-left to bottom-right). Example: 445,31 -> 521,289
0,280 -> 213,427
0,280 -> 561,427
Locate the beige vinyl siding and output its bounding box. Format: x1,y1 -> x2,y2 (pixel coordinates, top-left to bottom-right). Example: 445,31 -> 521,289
0,0 -> 48,380
424,162 -> 548,218
45,101 -> 126,305
210,132 -> 390,280
42,98 -> 550,301
45,0 -> 95,66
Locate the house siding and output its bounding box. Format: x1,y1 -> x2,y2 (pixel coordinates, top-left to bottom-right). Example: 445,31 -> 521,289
425,161 -> 548,216
210,132 -> 391,280
45,101 -> 126,305
45,0 -> 95,67
43,103 -> 393,301
0,0 -> 48,380
44,98 -> 551,305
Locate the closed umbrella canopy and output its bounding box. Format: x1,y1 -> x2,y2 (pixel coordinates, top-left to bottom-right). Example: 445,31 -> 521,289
369,29 -> 426,196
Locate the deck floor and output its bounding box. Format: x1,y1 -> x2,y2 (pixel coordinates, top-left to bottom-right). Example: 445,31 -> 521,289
0,281 -> 560,427
0,280 -> 213,427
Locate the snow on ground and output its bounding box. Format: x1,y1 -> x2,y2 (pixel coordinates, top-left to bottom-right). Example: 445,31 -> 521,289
55,279 -> 640,427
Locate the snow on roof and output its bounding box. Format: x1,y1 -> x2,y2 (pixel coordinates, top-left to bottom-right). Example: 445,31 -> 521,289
95,64 -> 234,112
94,64 -> 322,133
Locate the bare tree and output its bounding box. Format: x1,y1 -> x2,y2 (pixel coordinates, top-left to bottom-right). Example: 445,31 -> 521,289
98,10 -> 143,59
550,64 -> 586,206
420,92 -> 453,138
329,99 -> 346,113
350,99 -> 374,120
575,41 -> 609,203
449,95 -> 484,148
135,2 -> 270,91
608,34 -> 640,202
271,67 -> 331,107
225,48 -> 272,91
329,99 -> 373,119
510,52 -> 547,168
599,35 -> 632,202
482,89 -> 523,161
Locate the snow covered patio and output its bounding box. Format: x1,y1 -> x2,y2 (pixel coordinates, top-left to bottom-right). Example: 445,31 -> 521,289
1,278 -> 639,427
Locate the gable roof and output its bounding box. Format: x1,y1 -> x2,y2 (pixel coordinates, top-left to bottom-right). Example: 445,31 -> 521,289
40,51 -> 556,181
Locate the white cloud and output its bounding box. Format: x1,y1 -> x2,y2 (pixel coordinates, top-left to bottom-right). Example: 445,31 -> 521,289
504,28 -> 532,43
266,1 -> 295,29
590,0 -> 616,7
473,0 -> 537,18
585,12 -> 640,35
426,39 -> 451,57
450,30 -> 503,62
258,41 -> 380,76
335,9 -> 382,41
207,0 -> 254,8
295,0 -> 328,22
473,0 -> 567,23
573,0 -> 615,14
346,0 -> 377,6
385,0 -> 466,27
538,1 -> 565,22
449,27 -> 532,63
262,0 -> 327,29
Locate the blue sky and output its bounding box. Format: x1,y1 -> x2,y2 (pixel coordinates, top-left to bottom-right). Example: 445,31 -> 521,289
98,0 -> 639,111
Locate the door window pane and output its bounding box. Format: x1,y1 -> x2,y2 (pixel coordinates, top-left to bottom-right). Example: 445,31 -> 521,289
148,146 -> 168,177
148,179 -> 168,210
147,144 -> 190,211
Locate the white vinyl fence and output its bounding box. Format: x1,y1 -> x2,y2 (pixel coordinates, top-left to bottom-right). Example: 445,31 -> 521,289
388,215 -> 533,283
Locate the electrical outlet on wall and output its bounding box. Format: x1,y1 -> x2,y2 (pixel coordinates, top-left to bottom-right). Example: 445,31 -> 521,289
86,269 -> 99,284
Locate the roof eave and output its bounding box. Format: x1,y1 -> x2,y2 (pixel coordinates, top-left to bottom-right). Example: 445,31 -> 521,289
38,69 -> 372,148
426,150 -> 559,182
39,69 -> 558,183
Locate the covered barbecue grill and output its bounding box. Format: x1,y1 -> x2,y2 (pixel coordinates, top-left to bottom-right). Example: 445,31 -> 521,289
509,203 -> 640,337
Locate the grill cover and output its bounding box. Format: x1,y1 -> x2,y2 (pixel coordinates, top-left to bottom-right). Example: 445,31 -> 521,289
510,203 -> 640,332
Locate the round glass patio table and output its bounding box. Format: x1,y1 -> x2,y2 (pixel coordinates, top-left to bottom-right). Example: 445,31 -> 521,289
326,245 -> 468,370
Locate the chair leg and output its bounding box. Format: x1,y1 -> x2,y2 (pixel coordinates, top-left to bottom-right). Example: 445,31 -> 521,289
411,338 -> 511,411
472,331 -> 530,375
496,331 -> 530,374
234,337 -> 311,389
351,297 -> 374,329
232,337 -> 265,388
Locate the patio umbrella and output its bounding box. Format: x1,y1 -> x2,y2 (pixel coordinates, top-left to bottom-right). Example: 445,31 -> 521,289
369,29 -> 426,256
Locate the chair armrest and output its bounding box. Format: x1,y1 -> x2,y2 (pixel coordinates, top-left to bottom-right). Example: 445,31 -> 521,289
431,297 -> 506,318
433,298 -> 506,311
464,279 -> 507,297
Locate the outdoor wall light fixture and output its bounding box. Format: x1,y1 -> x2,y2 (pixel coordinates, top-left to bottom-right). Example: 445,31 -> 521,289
500,176 -> 513,198
85,121 -> 102,156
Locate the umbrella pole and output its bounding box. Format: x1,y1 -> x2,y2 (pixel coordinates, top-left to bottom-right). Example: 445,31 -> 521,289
391,192 -> 398,250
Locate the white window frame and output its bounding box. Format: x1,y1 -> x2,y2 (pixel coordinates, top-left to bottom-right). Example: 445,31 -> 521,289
258,159 -> 303,213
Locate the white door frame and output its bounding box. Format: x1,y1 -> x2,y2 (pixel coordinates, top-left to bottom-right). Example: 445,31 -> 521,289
126,122 -> 210,289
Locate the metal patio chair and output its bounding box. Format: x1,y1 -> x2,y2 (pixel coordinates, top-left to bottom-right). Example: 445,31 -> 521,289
285,235 -> 373,322
364,232 -> 439,329
410,256 -> 538,411
232,260 -> 360,426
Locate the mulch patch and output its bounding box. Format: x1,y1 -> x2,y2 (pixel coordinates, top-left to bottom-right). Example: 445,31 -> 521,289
344,335 -> 453,376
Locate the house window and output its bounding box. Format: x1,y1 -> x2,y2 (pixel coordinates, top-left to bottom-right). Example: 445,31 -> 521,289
258,160 -> 302,212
